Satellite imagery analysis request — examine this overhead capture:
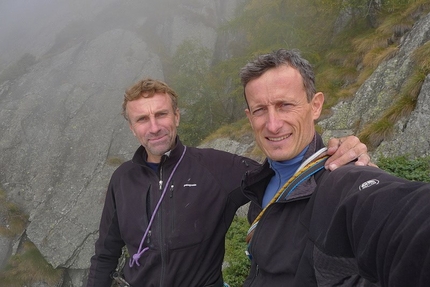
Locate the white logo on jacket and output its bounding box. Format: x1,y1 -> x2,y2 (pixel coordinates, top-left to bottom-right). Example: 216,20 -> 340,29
359,179 -> 379,190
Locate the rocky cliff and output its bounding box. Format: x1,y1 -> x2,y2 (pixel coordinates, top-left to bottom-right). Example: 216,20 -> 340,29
319,12 -> 430,160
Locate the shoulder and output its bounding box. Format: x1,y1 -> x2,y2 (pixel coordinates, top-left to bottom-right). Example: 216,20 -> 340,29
186,146 -> 260,168
322,164 -> 399,185
315,164 -> 411,202
110,159 -> 141,180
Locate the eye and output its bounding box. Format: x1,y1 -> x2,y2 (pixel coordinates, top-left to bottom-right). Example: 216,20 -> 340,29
136,116 -> 149,123
252,107 -> 265,116
279,102 -> 292,110
156,111 -> 169,118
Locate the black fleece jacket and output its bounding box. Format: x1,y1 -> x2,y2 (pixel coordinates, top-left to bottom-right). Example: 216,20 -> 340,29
243,133 -> 430,287
87,137 -> 259,287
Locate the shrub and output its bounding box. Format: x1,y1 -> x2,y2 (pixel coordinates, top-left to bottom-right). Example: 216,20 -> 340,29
223,216 -> 251,287
377,155 -> 430,182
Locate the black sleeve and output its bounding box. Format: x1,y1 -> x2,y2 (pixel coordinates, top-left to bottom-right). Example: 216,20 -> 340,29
310,165 -> 430,286
86,179 -> 124,287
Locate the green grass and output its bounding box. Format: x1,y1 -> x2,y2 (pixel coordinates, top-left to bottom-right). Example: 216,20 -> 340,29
0,189 -> 28,238
223,216 -> 251,287
0,240 -> 64,286
201,118 -> 252,144
377,155 -> 430,182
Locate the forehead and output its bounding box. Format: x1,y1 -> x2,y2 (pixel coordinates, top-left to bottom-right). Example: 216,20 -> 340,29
245,66 -> 305,104
127,92 -> 173,113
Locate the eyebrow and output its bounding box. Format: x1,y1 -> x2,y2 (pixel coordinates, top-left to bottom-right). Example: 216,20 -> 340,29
133,108 -> 171,120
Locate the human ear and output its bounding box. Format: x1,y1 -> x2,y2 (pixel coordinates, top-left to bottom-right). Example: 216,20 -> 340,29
175,108 -> 180,127
245,108 -> 255,130
311,92 -> 324,120
129,124 -> 137,137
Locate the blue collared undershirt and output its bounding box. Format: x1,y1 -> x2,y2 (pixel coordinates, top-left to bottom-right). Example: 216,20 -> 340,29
262,146 -> 309,208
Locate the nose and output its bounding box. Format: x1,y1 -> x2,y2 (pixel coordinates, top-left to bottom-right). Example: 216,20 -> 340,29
148,117 -> 161,133
266,109 -> 282,133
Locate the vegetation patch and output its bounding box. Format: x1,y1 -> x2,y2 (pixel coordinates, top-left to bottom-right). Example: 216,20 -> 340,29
202,118 -> 252,144
106,156 -> 125,167
0,240 -> 64,286
0,189 -> 27,238
223,216 -> 251,287
377,155 -> 430,182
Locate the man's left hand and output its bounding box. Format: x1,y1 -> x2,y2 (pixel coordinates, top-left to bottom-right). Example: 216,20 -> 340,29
325,136 -> 378,171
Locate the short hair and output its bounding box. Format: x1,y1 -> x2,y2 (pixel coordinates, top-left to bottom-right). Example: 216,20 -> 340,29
122,78 -> 179,121
239,49 -> 316,104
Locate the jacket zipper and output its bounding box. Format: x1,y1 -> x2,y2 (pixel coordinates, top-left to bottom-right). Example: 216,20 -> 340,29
248,204 -> 271,286
147,230 -> 151,244
158,157 -> 166,287
170,181 -> 175,235
169,181 -> 174,198
146,184 -> 152,223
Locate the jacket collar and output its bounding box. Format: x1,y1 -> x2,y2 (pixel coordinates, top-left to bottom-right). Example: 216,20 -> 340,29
131,136 -> 185,167
243,133 -> 326,204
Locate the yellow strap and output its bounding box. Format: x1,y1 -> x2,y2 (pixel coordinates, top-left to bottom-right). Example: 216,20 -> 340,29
246,154 -> 329,244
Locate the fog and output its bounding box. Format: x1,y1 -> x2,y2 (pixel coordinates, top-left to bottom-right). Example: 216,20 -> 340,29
0,0 -> 197,70
0,0 -> 111,67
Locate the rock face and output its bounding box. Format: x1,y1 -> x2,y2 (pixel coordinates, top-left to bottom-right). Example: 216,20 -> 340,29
1,28 -> 163,285
319,12 -> 430,160
373,74 -> 430,160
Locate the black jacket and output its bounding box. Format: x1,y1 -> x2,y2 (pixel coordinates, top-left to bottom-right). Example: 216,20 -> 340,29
87,137 -> 259,287
243,133 -> 430,287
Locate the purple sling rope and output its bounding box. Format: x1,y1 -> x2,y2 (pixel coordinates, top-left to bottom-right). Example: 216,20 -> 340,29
129,146 -> 187,267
